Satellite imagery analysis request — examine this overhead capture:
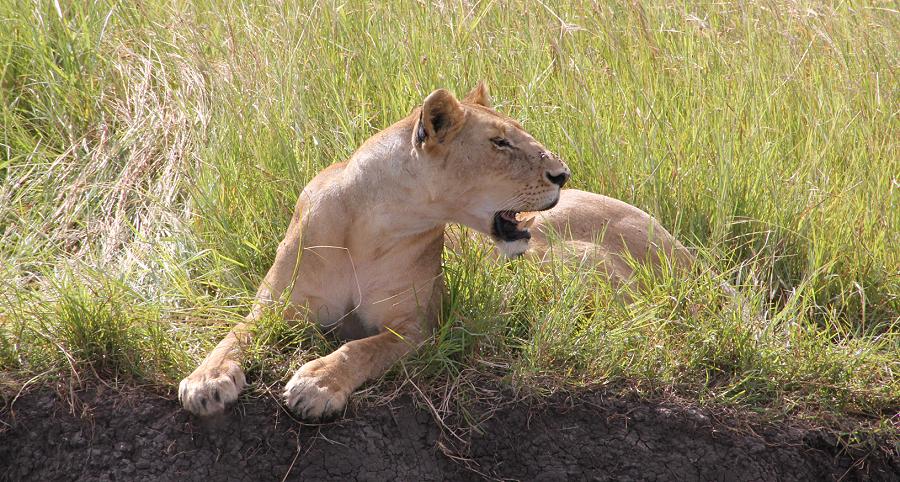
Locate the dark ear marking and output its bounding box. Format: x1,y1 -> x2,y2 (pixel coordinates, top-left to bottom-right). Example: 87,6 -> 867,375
415,111 -> 426,145
430,113 -> 446,133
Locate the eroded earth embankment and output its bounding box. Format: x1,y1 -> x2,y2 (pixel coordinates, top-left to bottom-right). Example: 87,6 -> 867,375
1,386 -> 897,481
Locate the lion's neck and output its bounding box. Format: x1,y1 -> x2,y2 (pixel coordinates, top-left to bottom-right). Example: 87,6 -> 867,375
347,128 -> 491,236
340,123 -> 455,241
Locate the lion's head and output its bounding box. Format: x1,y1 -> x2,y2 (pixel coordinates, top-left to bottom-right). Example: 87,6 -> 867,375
412,82 -> 569,248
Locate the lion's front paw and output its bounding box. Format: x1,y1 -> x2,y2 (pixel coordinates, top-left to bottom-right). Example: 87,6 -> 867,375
178,360 -> 245,416
283,359 -> 350,420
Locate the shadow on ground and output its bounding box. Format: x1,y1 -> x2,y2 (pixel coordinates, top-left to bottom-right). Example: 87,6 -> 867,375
1,385 -> 896,481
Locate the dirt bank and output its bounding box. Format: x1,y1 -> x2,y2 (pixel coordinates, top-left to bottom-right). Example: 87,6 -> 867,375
1,385 -> 896,481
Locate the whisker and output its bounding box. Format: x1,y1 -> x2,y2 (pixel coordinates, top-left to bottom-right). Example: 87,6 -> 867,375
498,192 -> 528,212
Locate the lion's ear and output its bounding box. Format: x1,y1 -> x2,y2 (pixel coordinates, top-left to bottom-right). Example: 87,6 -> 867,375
415,89 -> 465,147
463,81 -> 492,108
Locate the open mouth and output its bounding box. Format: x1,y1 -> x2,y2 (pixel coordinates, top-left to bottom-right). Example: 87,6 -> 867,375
492,210 -> 530,242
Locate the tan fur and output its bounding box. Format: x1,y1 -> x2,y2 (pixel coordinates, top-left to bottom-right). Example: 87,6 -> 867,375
178,82 -> 569,418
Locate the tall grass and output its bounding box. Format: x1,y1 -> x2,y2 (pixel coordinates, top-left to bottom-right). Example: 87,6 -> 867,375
1,0 -> 897,430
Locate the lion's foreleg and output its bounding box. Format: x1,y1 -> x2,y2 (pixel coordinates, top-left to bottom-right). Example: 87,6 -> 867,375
179,219 -> 304,415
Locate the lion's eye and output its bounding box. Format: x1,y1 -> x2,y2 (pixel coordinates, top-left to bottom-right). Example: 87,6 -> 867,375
491,137 -> 512,149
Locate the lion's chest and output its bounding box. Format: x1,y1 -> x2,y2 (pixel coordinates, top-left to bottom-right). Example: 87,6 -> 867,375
289,246 -> 440,334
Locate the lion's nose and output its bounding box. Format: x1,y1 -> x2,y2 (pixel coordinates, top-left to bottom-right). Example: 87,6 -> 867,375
545,169 -> 570,187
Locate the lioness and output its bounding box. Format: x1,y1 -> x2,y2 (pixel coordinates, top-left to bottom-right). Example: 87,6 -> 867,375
178,82 -> 570,418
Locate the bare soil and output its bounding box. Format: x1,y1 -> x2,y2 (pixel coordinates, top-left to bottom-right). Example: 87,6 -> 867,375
1,384 -> 896,481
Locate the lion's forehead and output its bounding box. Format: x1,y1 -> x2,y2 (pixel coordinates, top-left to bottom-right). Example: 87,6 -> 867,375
466,104 -> 525,130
